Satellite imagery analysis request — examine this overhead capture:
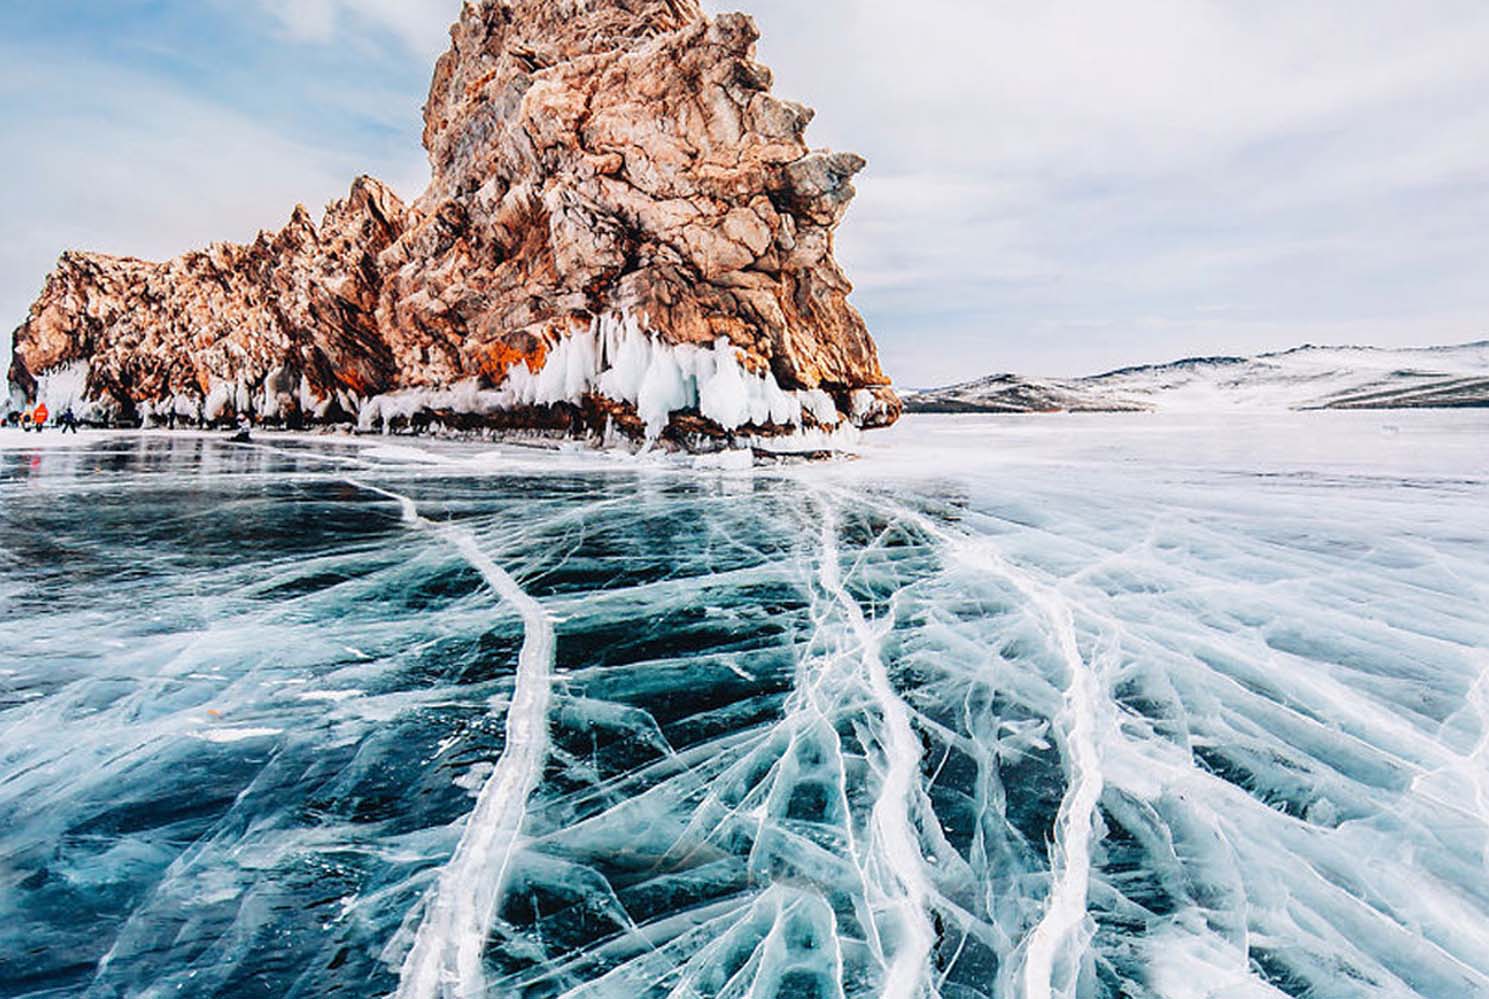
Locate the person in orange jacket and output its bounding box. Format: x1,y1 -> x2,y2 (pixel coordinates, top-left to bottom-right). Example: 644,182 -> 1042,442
31,403 -> 49,432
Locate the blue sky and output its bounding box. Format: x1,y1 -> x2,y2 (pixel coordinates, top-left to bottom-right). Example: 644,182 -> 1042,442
4,0 -> 1487,386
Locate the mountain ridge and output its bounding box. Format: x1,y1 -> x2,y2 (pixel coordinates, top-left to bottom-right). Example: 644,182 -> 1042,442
907,340 -> 1489,414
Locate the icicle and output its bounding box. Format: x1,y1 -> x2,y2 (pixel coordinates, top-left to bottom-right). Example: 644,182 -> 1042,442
350,311 -> 852,443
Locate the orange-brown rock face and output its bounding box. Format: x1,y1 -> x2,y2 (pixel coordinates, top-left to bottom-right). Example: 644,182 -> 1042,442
8,0 -> 900,444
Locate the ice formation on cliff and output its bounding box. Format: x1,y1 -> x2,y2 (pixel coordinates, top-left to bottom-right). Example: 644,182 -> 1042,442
359,314 -> 850,442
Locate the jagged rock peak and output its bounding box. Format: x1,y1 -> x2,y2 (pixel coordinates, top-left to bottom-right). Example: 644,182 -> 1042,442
10,0 -> 900,447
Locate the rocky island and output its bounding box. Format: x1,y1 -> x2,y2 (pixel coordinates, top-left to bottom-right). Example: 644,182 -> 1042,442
7,0 -> 900,448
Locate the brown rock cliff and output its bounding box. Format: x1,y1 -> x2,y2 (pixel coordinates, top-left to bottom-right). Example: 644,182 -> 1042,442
9,0 -> 900,443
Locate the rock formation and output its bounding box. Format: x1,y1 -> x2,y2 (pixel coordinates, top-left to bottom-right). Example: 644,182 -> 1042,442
8,0 -> 900,446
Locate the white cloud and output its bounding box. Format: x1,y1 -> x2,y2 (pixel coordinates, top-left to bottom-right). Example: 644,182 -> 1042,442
736,0 -> 1489,381
7,1 -> 1489,386
255,0 -> 454,58
0,47 -> 429,359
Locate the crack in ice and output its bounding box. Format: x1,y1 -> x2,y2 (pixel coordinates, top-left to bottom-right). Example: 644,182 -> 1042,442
345,478 -> 556,999
840,491 -> 1111,999
940,539 -> 1106,999
815,498 -> 937,999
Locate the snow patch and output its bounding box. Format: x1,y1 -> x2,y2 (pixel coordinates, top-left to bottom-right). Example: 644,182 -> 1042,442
692,447 -> 756,471
745,423 -> 864,455
299,690 -> 362,703
192,727 -> 284,744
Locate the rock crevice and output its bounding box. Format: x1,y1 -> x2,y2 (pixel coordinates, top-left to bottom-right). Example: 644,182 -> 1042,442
9,0 -> 900,442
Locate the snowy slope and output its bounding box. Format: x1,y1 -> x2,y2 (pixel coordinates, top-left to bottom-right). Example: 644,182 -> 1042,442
908,341 -> 1489,413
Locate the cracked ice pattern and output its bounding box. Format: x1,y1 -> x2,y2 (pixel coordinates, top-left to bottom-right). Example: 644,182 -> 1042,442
1,411 -> 1487,999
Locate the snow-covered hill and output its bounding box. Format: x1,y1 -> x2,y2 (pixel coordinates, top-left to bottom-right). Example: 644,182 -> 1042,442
907,341 -> 1489,413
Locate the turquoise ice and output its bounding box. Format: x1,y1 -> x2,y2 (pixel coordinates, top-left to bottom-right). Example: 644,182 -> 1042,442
1,412 -> 1486,998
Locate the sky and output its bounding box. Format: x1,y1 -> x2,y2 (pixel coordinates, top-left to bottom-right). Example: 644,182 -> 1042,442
3,1 -> 1487,387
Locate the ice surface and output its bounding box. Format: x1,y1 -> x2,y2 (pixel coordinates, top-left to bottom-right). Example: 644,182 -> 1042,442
381,489 -> 558,999
1,412 -> 1487,999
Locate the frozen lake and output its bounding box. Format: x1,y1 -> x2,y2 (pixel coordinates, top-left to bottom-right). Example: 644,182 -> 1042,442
2,412 -> 1486,998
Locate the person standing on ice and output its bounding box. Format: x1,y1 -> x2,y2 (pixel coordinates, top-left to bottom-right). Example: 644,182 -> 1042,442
30,403 -> 48,433
59,408 -> 79,435
231,414 -> 253,444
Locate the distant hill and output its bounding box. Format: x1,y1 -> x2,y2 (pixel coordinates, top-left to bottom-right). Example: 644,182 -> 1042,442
905,341 -> 1489,414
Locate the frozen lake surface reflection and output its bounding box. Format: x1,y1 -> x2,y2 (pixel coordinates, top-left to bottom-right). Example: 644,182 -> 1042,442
2,413 -> 1487,998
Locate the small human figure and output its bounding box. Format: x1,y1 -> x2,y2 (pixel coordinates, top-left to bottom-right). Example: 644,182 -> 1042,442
231,414 -> 253,444
59,408 -> 79,435
31,403 -> 49,433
